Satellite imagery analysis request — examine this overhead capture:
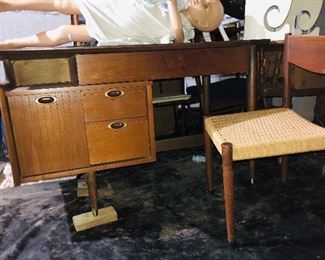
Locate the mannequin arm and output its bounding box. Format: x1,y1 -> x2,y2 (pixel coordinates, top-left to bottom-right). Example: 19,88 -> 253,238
0,25 -> 90,49
167,0 -> 184,43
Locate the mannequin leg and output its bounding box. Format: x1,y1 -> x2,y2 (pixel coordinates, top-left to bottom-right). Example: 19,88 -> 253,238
0,0 -> 80,14
0,24 -> 91,48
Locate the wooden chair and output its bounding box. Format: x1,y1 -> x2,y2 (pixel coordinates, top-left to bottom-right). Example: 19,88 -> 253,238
257,41 -> 325,108
204,34 -> 325,244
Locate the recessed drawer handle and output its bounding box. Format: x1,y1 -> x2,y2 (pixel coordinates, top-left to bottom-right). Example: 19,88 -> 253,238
105,89 -> 124,98
108,122 -> 127,129
35,96 -> 57,104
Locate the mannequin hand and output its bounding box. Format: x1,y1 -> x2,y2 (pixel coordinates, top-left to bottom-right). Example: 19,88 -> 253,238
0,40 -> 16,49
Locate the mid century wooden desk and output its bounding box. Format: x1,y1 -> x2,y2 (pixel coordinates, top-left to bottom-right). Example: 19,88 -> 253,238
0,40 -> 268,223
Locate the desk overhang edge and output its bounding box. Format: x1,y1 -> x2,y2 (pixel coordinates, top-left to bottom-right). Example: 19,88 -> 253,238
0,40 -> 270,59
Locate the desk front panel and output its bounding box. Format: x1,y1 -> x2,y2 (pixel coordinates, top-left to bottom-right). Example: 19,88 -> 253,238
76,46 -> 249,85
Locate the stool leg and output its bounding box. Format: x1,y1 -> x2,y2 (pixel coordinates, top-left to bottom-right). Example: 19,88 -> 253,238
204,129 -> 215,191
222,142 -> 235,244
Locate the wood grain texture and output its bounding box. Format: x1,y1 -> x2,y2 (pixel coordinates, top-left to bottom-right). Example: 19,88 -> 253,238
0,40 -> 263,184
82,83 -> 147,122
86,118 -> 150,165
8,89 -> 89,177
76,47 -> 248,85
0,85 -> 20,185
11,58 -> 71,86
286,35 -> 325,74
72,206 -> 118,232
4,81 -> 155,183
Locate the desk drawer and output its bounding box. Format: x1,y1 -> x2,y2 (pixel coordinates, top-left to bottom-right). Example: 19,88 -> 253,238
6,58 -> 72,86
82,83 -> 147,122
86,118 -> 150,165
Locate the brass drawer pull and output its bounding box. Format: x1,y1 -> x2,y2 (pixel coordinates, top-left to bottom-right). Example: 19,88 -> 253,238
35,96 -> 57,104
105,89 -> 124,98
108,122 -> 127,129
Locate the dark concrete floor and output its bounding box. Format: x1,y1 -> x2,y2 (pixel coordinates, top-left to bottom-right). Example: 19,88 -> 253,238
1,147 -> 325,259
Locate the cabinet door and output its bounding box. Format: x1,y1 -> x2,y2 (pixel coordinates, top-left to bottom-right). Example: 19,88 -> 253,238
7,90 -> 89,177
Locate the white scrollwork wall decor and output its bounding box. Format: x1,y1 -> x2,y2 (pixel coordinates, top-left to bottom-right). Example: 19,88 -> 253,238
244,0 -> 324,40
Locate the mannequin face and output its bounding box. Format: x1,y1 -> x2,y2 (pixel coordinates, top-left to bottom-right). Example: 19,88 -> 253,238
184,0 -> 224,32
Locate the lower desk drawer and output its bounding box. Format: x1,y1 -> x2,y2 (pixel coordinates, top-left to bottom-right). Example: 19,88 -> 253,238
86,118 -> 151,165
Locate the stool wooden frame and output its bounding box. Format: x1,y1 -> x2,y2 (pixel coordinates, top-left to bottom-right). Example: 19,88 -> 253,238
204,34 -> 325,244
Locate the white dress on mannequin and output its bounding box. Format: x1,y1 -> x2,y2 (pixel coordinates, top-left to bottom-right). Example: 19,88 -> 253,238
76,0 -> 194,45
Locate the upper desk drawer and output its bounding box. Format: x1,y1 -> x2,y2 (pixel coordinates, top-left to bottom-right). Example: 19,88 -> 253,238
82,82 -> 149,123
4,58 -> 72,86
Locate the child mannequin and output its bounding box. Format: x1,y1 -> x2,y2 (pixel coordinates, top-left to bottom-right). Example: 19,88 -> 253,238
0,0 -> 224,48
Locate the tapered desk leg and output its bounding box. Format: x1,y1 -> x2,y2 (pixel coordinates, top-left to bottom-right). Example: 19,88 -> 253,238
72,172 -> 118,232
86,172 -> 98,216
247,45 -> 257,112
201,75 -> 211,116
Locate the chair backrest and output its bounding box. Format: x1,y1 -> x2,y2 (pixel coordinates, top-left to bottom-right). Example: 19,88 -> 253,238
283,34 -> 325,108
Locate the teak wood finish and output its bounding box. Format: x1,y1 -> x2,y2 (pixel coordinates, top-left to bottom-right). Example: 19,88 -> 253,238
204,34 -> 325,244
3,82 -> 156,184
7,88 -> 90,177
0,40 -> 267,218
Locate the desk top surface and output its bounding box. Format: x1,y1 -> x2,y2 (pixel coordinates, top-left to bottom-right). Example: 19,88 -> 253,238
0,40 -> 270,58
0,39 -> 273,86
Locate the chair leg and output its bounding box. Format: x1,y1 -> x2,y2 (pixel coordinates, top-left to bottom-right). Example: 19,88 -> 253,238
172,105 -> 178,135
280,155 -> 288,184
222,142 -> 235,244
204,129 -> 215,191
186,104 -> 196,133
249,160 -> 255,184
180,104 -> 187,135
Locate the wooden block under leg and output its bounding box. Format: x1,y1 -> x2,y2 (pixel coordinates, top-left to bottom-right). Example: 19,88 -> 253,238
77,179 -> 88,197
77,179 -> 113,198
72,206 -> 118,232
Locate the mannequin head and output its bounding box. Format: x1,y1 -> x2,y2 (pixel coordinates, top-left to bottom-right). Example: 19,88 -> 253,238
183,0 -> 224,32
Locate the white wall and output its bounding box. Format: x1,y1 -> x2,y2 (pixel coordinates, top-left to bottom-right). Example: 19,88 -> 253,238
0,11 -> 70,41
0,11 -> 70,83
